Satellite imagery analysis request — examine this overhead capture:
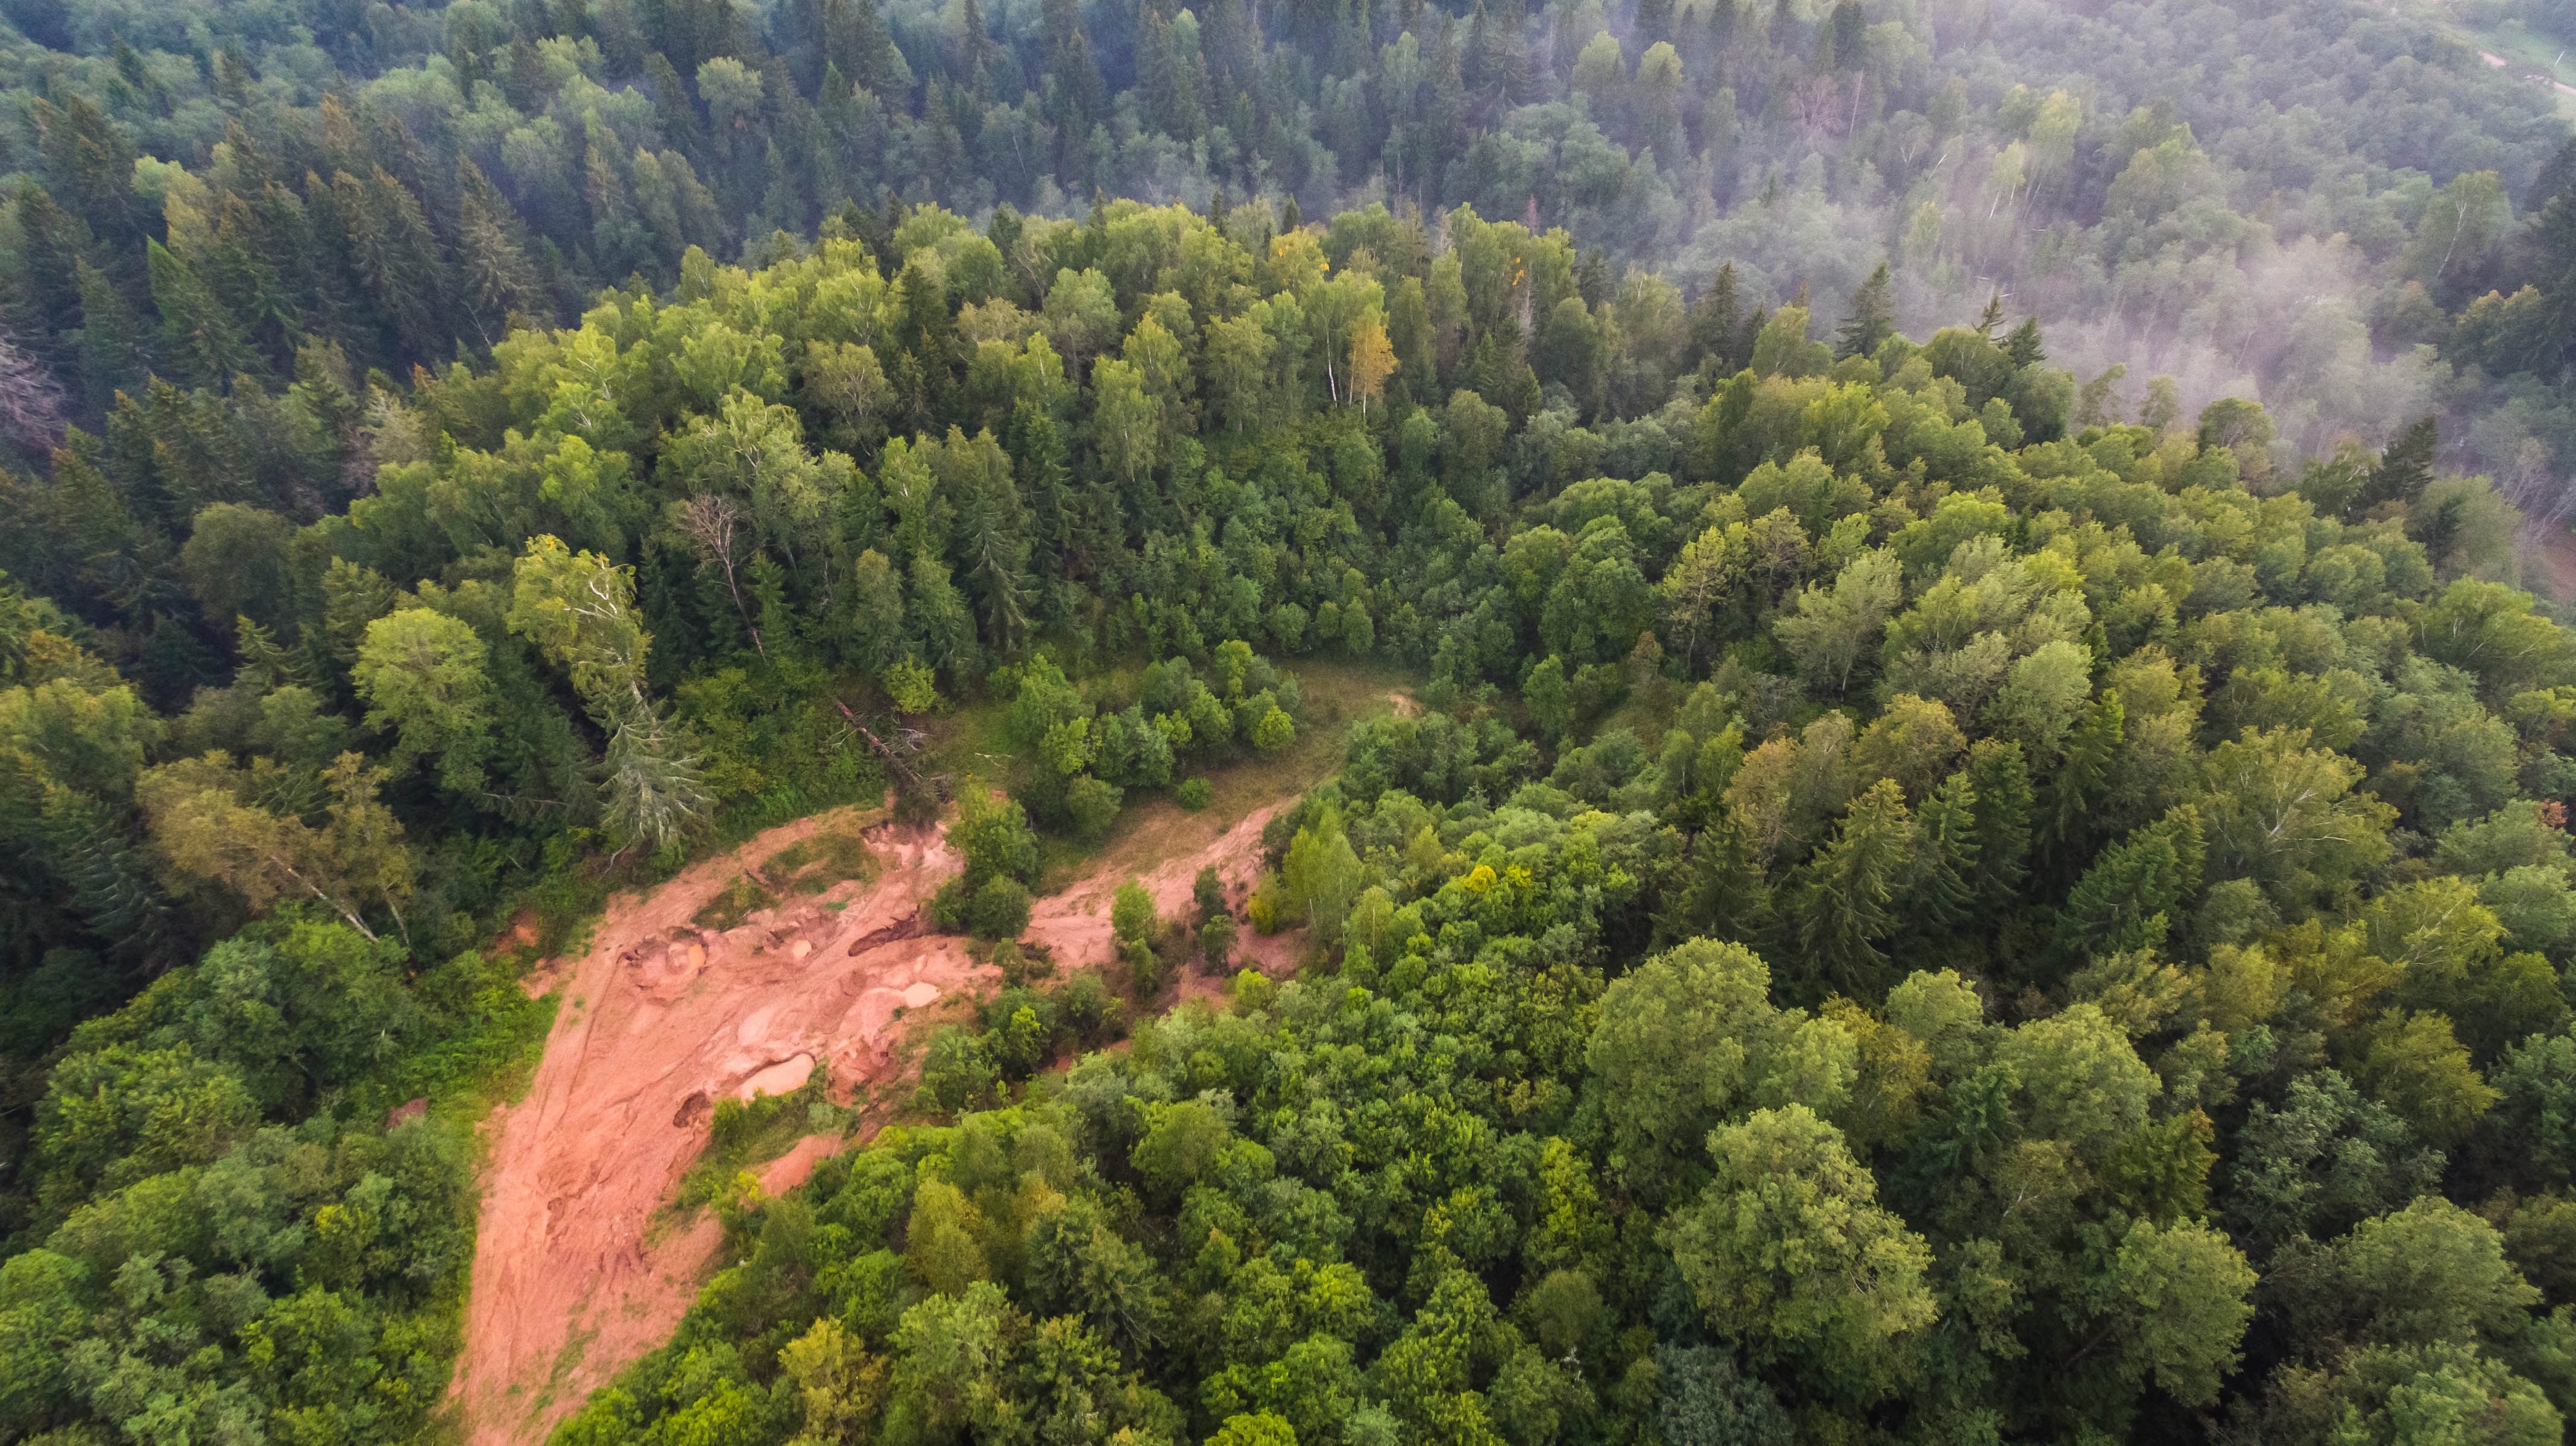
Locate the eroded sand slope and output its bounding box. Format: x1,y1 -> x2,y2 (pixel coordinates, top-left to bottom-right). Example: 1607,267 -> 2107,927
456,797 -> 1296,1445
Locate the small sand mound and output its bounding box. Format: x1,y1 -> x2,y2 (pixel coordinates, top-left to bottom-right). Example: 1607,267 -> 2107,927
737,1053 -> 815,1099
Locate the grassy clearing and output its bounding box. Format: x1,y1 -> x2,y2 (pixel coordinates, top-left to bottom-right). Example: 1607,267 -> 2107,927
908,657 -> 1414,888
694,822 -> 883,929
763,829 -> 880,895
2413,0 -> 2576,116
691,873 -> 778,931
1036,658 -> 1415,892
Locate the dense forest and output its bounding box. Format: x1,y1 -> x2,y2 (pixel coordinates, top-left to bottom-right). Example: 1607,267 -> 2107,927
1,183 -> 2572,1443
4,0 -> 2576,1441
0,0 -> 2569,479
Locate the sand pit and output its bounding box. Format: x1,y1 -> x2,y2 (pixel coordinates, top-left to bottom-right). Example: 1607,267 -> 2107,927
454,796 -> 1305,1445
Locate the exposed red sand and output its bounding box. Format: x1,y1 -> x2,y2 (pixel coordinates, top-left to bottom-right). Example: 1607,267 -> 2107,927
1021,803 -> 1302,976
455,796 -> 1305,1445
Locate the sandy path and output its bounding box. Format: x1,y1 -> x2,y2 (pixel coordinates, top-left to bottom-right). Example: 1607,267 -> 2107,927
455,796 -> 1304,1445
1022,803 -> 1303,975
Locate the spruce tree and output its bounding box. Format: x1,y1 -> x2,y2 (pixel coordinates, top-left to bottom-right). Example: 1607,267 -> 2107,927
148,241 -> 257,390
2044,688 -> 2125,856
1834,261 -> 1893,359
455,159 -> 540,340
1635,0 -> 1675,47
1966,737 -> 2032,905
2051,804 -> 2206,962
76,256 -> 150,407
1911,769 -> 1981,927
1789,777 -> 1913,997
2004,315 -> 2046,367
2357,415 -> 2438,513
1688,261 -> 1741,374
1975,289 -> 2006,338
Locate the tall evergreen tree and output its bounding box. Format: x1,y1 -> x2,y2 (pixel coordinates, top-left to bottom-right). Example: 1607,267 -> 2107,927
1688,262 -> 1742,374
2356,415 -> 2439,513
149,241 -> 259,390
1834,261 -> 1893,359
1788,777 -> 1913,997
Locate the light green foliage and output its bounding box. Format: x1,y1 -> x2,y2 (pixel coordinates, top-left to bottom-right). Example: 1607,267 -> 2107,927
1661,1104 -> 1936,1392
1589,939 -> 1854,1198
1992,1003 -> 2162,1158
1775,549 -> 1902,695
2325,1198 -> 2540,1347
2103,1219 -> 2258,1404
1278,809 -> 1363,942
354,607 -> 494,794
888,657 -> 941,714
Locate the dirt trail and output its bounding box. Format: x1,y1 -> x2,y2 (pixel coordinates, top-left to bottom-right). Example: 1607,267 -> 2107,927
1023,803 -> 1303,975
455,796 -> 1301,1446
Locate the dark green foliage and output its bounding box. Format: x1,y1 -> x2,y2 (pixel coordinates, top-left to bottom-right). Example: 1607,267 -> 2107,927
0,918 -> 548,1442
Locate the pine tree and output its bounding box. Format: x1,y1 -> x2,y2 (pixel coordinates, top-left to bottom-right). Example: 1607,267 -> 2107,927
2044,687 -> 2124,856
1466,0 -> 1531,112
454,159 -> 541,341
150,239 -> 260,390
1788,777 -> 1913,998
950,431 -> 1036,650
1966,737 -> 2032,906
1975,289 -> 2006,338
2051,804 -> 2205,962
2004,315 -> 2046,367
1634,0 -> 1675,48
602,697 -> 712,850
1834,261 -> 1893,359
1331,0 -> 1374,80
1043,0 -> 1108,137
336,167 -> 452,362
1688,261 -> 1741,374
645,53 -> 705,147
232,613 -> 316,690
1009,397 -> 1075,582
8,180 -> 93,367
835,0 -> 907,96
32,93 -> 140,247
1910,769 -> 1980,927
36,778 -> 177,965
1137,7 -> 1208,137
1662,820 -> 1774,946
2356,415 -> 2438,513
1828,0 -> 1864,69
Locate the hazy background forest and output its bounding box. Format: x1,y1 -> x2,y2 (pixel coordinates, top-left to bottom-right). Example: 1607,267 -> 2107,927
0,0 -> 2569,494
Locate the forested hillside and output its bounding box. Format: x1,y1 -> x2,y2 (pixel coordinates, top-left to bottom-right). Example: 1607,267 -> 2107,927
0,183 -> 2570,1441
3,0 -> 2576,1441
487,211 -> 2576,1446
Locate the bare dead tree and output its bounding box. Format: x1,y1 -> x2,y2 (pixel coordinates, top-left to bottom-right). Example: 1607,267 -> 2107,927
832,696 -> 944,821
676,491 -> 764,658
2499,438 -> 2575,531
831,697 -> 929,785
0,328 -> 68,454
